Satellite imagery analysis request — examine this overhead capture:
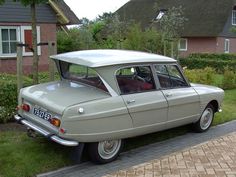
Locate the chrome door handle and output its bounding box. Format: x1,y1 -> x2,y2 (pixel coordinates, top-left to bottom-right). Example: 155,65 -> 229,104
165,93 -> 172,97
127,100 -> 135,104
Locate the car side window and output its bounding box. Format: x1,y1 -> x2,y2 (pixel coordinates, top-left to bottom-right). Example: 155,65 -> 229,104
116,66 -> 155,94
155,64 -> 188,89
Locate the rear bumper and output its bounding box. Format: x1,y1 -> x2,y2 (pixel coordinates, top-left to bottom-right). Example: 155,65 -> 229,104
14,115 -> 79,146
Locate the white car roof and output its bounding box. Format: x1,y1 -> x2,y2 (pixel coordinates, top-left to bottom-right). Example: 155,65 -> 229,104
50,49 -> 176,67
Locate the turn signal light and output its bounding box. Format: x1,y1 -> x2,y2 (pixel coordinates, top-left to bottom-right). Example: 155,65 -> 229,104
50,118 -> 61,127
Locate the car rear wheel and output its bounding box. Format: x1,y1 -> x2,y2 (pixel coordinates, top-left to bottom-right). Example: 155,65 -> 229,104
193,104 -> 214,132
88,139 -> 123,164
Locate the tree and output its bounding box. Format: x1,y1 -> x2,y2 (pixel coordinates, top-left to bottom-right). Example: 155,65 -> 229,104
0,0 -> 47,84
153,5 -> 187,57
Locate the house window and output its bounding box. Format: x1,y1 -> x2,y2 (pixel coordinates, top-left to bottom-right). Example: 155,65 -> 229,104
0,26 -> 41,58
0,27 -> 20,57
179,39 -> 188,51
232,7 -> 236,25
224,39 -> 230,53
21,26 -> 41,56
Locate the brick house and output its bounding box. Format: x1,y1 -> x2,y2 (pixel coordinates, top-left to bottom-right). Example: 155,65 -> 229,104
117,0 -> 236,57
0,0 -> 79,74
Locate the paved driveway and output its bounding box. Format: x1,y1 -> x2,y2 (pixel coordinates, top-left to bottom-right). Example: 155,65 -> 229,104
38,120 -> 236,177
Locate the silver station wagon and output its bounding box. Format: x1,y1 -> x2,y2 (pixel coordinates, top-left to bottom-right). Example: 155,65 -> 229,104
15,50 -> 224,164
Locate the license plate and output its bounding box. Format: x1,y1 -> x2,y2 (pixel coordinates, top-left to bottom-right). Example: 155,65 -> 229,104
33,108 -> 52,121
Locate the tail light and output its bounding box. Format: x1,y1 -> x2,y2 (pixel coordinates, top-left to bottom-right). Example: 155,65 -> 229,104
22,104 -> 30,112
17,104 -> 30,112
50,118 -> 61,127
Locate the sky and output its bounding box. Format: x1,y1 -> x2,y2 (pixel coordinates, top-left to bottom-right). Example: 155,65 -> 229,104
64,0 -> 129,21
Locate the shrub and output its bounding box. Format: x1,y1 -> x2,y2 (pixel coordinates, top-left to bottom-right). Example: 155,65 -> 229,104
222,67 -> 236,90
0,74 -> 32,123
188,53 -> 236,60
0,73 -> 60,123
183,67 -> 217,86
179,57 -> 236,73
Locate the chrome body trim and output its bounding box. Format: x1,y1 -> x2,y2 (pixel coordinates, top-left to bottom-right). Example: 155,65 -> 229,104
14,115 -> 79,146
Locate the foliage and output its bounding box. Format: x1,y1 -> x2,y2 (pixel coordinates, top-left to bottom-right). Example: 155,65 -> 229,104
213,89 -> 236,125
158,6 -> 187,39
57,30 -> 75,53
179,57 -> 236,73
230,26 -> 236,34
0,74 -> 32,123
123,23 -> 144,51
183,67 -> 236,90
222,67 -> 236,90
57,28 -> 95,53
56,5 -> 187,57
0,73 -> 59,123
183,67 -> 217,86
188,53 -> 236,60
123,24 -> 163,53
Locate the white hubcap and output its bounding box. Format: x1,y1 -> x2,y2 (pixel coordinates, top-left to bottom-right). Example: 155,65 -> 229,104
200,108 -> 213,130
98,140 -> 121,160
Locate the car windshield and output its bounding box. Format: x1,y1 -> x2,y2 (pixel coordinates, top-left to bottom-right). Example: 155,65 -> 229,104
60,61 -> 108,92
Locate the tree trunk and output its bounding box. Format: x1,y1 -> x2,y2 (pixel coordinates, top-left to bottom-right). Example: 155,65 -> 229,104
31,3 -> 39,84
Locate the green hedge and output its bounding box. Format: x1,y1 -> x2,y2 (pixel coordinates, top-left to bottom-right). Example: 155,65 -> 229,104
0,74 -> 32,123
0,73 -> 59,123
179,53 -> 236,73
188,53 -> 236,60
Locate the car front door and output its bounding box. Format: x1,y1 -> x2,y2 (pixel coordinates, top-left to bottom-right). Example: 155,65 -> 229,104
116,65 -> 168,133
154,64 -> 200,128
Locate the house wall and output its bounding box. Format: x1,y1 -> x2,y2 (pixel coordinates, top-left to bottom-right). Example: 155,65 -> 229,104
216,37 -> 236,53
0,23 -> 57,74
179,37 -> 217,57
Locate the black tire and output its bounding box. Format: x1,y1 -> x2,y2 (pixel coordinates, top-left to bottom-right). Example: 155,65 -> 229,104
88,139 -> 123,164
193,104 -> 215,133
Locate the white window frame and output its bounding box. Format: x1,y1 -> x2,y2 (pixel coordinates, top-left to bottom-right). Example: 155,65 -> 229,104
0,26 -> 20,58
232,10 -> 236,25
179,38 -> 188,51
21,26 -> 41,56
224,39 -> 230,53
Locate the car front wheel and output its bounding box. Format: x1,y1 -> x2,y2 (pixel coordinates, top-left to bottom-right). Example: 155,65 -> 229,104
193,104 -> 214,132
88,139 -> 123,164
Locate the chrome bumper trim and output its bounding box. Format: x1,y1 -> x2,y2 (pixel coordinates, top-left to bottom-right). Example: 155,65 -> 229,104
14,115 -> 79,146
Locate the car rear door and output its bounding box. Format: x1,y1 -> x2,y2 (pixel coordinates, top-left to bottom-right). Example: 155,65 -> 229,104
154,64 -> 200,128
116,65 -> 168,133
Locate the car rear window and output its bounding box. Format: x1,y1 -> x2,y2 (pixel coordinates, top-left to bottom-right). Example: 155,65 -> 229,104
60,61 -> 108,92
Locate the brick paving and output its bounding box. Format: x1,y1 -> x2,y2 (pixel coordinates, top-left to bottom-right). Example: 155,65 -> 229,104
104,132 -> 236,177
38,120 -> 236,177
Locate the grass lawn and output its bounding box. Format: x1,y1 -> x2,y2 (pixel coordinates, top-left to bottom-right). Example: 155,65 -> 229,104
0,89 -> 235,177
213,89 -> 236,125
0,132 -> 72,177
